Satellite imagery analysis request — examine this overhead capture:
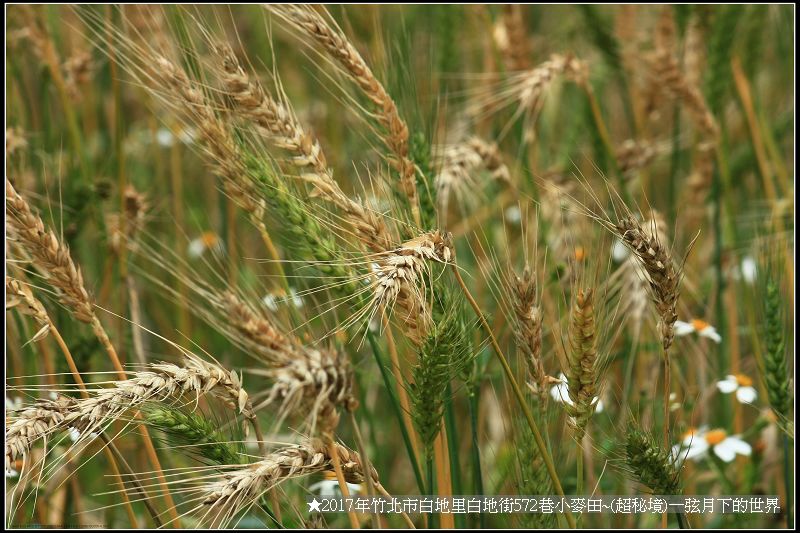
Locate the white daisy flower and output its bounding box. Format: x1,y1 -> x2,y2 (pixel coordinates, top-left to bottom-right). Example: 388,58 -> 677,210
156,126 -> 196,147
156,128 -> 176,148
549,373 -> 604,413
673,427 -> 751,463
716,374 -> 758,404
187,232 -> 223,259
674,319 -> 721,343
504,205 -> 521,223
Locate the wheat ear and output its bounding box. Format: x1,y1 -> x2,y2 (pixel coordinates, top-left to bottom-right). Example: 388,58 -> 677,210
266,5 -> 421,226
364,231 -> 454,344
198,439 -> 378,526
215,44 -> 393,251
508,267 -> 548,404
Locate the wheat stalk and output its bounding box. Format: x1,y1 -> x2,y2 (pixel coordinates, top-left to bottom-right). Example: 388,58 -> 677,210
614,215 -> 680,351
153,56 -> 266,222
647,7 -> 718,139
5,355 -> 254,468
6,180 -> 95,324
215,44 -> 394,252
266,5 -> 421,226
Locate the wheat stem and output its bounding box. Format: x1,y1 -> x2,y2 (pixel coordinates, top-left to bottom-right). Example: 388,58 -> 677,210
324,434 -> 360,529
49,325 -> 140,527
451,265 -> 575,528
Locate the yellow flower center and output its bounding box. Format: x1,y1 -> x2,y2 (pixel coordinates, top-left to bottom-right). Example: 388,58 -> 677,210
574,247 -> 586,262
691,318 -> 710,332
201,232 -> 219,247
681,427 -> 698,441
735,374 -> 753,387
705,429 -> 727,446
322,470 -> 337,480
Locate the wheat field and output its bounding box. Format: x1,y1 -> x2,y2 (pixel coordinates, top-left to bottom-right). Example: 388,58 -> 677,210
5,4 -> 794,529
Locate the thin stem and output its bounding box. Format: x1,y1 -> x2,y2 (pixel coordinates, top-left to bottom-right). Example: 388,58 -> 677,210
349,410 -> 380,529
468,385 -> 486,529
101,433 -> 163,528
576,437 -> 584,496
444,389 -> 466,529
90,317 -> 182,527
663,348 -> 671,448
325,434 -> 360,529
49,323 -> 139,527
375,484 -> 415,529
384,321 -> 423,467
367,330 -> 426,493
452,265 -> 576,528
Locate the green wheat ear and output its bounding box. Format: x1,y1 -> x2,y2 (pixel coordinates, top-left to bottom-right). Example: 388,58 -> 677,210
763,279 -> 792,429
146,407 -> 243,466
625,424 -> 682,495
409,288 -> 474,451
515,414 -> 557,528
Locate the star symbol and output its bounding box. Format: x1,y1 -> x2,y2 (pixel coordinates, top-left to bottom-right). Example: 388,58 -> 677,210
308,497 -> 322,513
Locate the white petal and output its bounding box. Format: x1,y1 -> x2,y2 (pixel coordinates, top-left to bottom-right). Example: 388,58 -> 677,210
188,239 -> 205,258
740,257 -> 757,283
289,288 -> 304,309
156,128 -> 175,147
713,441 -> 738,462
5,468 -> 19,479
612,239 -> 630,262
178,127 -> 197,145
736,387 -> 757,404
725,437 -> 752,457
684,440 -> 709,460
550,383 -> 573,406
308,480 -> 337,497
673,321 -> 695,336
262,294 -> 278,312
716,377 -> 739,394
671,444 -> 683,462
592,397 -> 604,413
504,205 -> 521,223
699,327 -> 722,343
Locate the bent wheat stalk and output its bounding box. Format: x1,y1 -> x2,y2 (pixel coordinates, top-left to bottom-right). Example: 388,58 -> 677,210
215,45 -> 393,252
266,4 -> 421,226
5,179 -> 181,524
